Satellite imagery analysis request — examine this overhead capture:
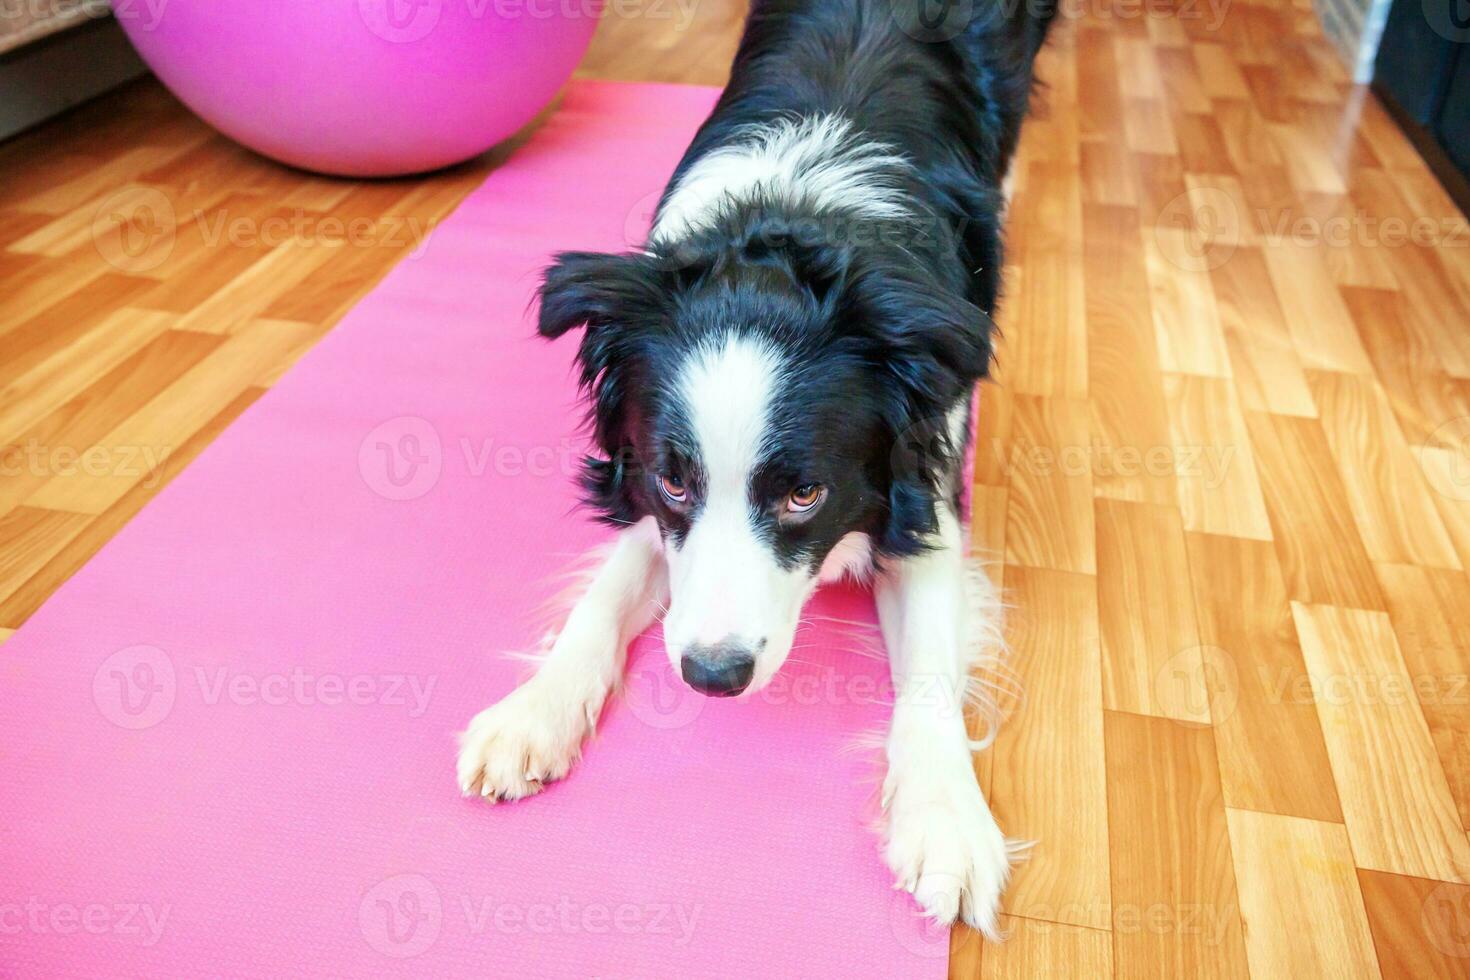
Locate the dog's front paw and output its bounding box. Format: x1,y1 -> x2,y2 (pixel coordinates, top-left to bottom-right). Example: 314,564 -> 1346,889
456,675 -> 599,802
883,771 -> 1023,940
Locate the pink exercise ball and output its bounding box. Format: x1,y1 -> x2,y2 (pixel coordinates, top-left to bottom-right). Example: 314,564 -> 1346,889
111,0 -> 600,177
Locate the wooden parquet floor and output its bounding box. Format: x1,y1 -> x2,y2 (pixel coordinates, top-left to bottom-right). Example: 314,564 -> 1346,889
4,0 -> 1470,975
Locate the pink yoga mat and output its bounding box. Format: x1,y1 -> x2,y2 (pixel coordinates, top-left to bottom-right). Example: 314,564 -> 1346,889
0,83 -> 952,976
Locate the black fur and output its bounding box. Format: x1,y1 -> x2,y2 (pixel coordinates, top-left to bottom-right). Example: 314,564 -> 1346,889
537,0 -> 1055,567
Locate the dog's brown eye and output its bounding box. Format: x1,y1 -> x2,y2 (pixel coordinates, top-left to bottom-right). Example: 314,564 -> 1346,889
787,484 -> 824,514
657,474 -> 687,504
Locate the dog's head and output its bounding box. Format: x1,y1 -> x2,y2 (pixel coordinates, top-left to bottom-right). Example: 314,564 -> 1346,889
537,224 -> 993,696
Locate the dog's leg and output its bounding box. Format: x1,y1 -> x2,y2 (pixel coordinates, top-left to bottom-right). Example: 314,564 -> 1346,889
876,502 -> 1016,939
457,516 -> 667,801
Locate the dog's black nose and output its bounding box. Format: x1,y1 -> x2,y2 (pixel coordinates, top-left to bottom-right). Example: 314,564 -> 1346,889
680,643 -> 756,697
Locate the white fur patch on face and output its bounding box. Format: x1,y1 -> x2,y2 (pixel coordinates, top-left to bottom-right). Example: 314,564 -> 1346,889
650,113 -> 914,244
819,532 -> 873,584
661,333 -> 816,692
942,394 -> 973,499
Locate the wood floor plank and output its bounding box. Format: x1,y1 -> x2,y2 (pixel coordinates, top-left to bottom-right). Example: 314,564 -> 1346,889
126,196 -> 279,315
1345,285 -> 1470,448
1237,165 -> 1298,236
1124,98 -> 1179,155
1376,563 -> 1470,834
1156,48 -> 1212,115
1357,869 -> 1470,978
972,484 -> 1008,566
1245,410 -> 1385,609
1083,203 -> 1177,505
1185,532 -> 1342,822
14,143 -> 202,215
1161,373 -> 1273,540
1005,161 -> 1087,399
9,183 -> 163,257
1183,173 -> 1256,248
1134,152 -> 1190,229
0,330 -> 223,517
1192,44 -> 1250,100
1353,93 -> 1430,171
1241,65 -> 1294,122
1213,99 -> 1285,171
991,567 -> 1111,931
1026,23 -> 1081,165
1320,188 -> 1401,291
1077,27 -> 1126,144
1103,711 -> 1250,979
1173,114 -> 1236,175
0,309 -> 178,443
979,916 -> 1113,978
0,506 -> 93,602
1388,248 -> 1470,383
1097,500 -> 1207,723
1292,603 -> 1470,882
1003,395 -> 1097,575
1226,809 -> 1382,980
1117,36 -> 1165,100
2,5 -> 1468,977
0,387 -> 266,628
1269,120 -> 1347,195
0,273 -> 160,388
1080,143 -> 1139,207
247,317 -> 334,388
1415,445 -> 1470,574
1208,247 -> 1317,417
974,382 -> 1015,490
1346,168 -> 1470,379
22,320 -> 310,515
1144,230 -> 1232,378
121,188 -> 279,282
172,240 -> 337,335
1307,370 -> 1462,569
0,151 -> 101,214
1260,241 -> 1375,374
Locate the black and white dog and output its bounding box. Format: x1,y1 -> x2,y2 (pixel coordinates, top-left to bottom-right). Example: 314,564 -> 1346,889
459,0 -> 1055,935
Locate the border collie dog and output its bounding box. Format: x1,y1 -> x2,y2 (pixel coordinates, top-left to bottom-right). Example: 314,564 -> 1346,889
459,0 -> 1056,935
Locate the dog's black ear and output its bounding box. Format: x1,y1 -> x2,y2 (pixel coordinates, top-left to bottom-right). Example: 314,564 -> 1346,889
536,250 -> 667,528
536,249 -> 671,403
735,215 -> 854,306
536,250 -> 664,340
844,258 -> 995,556
849,257 -> 994,413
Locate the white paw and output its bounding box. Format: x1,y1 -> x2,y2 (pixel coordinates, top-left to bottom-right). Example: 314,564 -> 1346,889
456,674 -> 600,802
883,771 -> 1024,940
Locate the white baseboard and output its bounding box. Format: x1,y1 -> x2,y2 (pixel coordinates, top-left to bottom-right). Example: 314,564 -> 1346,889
0,16 -> 149,142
